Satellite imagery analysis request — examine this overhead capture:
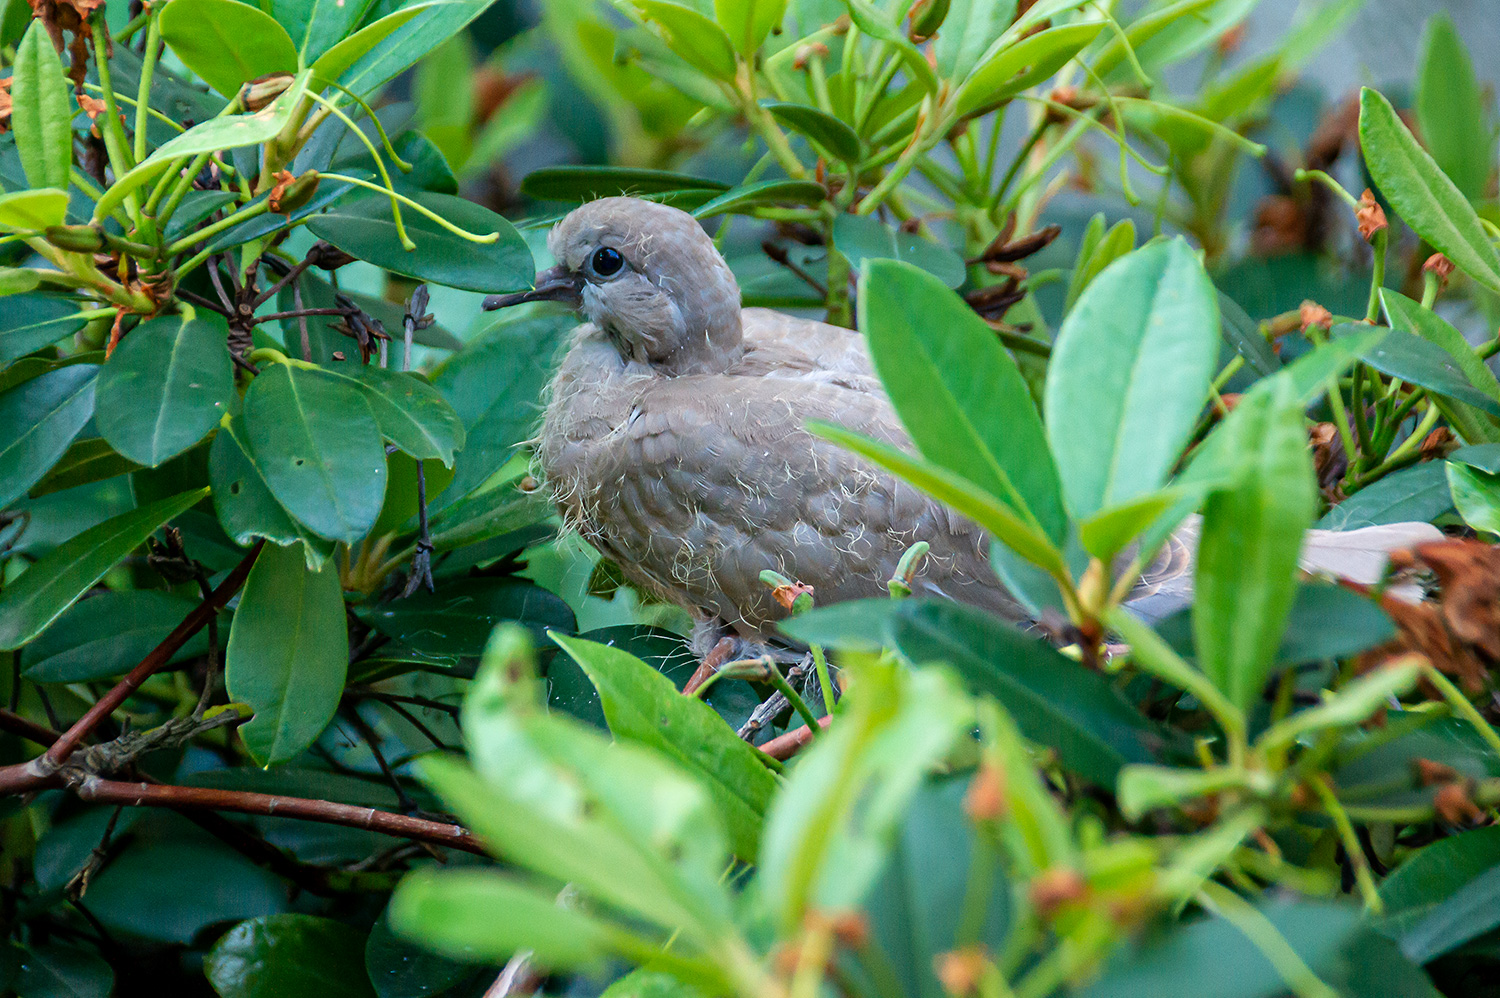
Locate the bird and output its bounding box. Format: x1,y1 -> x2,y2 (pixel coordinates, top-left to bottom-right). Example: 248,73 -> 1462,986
482,196 -> 1440,661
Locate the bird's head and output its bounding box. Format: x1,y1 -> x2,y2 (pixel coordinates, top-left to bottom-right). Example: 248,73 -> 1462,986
483,196 -> 743,375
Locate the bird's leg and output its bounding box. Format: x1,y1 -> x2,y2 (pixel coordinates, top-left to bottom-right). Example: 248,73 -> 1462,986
683,622 -> 737,696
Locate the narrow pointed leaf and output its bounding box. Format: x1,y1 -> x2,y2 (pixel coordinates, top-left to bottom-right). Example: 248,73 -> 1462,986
159,0 -> 299,98
0,488 -> 208,650
11,21 -> 74,190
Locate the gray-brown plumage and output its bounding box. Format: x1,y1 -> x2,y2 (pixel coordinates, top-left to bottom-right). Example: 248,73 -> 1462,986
483,197 -> 1437,649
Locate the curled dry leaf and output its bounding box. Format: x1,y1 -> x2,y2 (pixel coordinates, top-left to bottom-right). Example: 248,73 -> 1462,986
0,77 -> 11,134
1299,299 -> 1333,333
934,946 -> 990,997
1424,252 -> 1456,281
1356,188 -> 1389,241
1029,868 -> 1087,918
963,759 -> 1007,821
772,580 -> 814,610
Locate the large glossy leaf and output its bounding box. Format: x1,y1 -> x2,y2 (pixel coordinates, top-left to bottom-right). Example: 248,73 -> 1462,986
1359,87 -> 1500,296
159,0 -> 300,98
22,589 -> 208,683
308,4 -> 433,86
243,361 -> 387,543
891,599 -> 1160,785
1217,291 -> 1279,376
520,166 -> 728,202
390,869 -> 618,969
1446,460 -> 1500,534
14,943 -> 114,998
272,0 -> 378,63
933,0 -> 1019,80
838,217 -> 966,288
335,0 -> 499,98
1192,377 -> 1316,712
0,296 -> 90,368
11,21 -> 73,191
205,915 -> 376,998
1347,323 -> 1500,416
365,911 -> 478,998
209,413 -> 335,568
355,577 -> 575,658
311,365 -> 464,466
554,633 -> 777,860
432,313 -> 569,503
1379,290 -> 1500,443
0,487 -> 207,650
1379,826 -> 1500,939
1396,865 -> 1500,965
1415,12 -> 1492,201
0,363 -> 96,509
691,178 -> 828,218
1317,460 -> 1451,529
861,259 -> 1064,540
1045,239 -> 1219,522
96,313 -> 234,467
306,193 -> 533,294
225,542 -> 349,765
30,437 -> 143,497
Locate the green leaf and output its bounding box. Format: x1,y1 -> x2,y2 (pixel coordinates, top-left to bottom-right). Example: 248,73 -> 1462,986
891,599 -> 1161,785
0,188 -> 68,232
14,943 -> 114,998
933,0 -> 1019,81
956,22 -> 1105,117
1415,12 -> 1493,200
30,437 -> 143,497
1276,581 -> 1394,664
354,577 -> 576,658
0,295 -> 89,368
1256,658 -> 1421,757
276,271 -> 461,363
0,363 -> 96,509
1127,0 -> 1256,73
691,178 -> 828,218
307,3 -> 432,86
365,911 -> 478,998
271,0 -> 378,64
1078,489 -> 1184,561
159,0 -> 299,98
1088,0 -> 1227,78
1064,217 -> 1135,312
11,22 -> 74,190
862,777 -> 1013,998
859,258 -> 1065,540
759,660 -> 970,932
22,589 -> 207,683
431,313 -> 570,504
520,166 -> 729,202
306,192 -> 533,294
1399,865 -> 1500,965
311,366 -> 464,466
208,413 -> 335,569
779,597 -> 897,652
836,215 -> 966,288
0,487 -> 207,650
1359,87 -> 1500,296
1446,461 -> 1500,534
1317,460 -> 1451,528
205,915 -> 376,998
1046,239 -> 1219,522
633,1 -> 738,80
335,0 -> 503,98
389,868 -> 619,968
225,542 -> 349,765
1347,324 -> 1497,415
1192,377 -> 1316,712
1379,826 -> 1500,938
1217,293 -> 1279,374
714,0 -> 786,55
242,362 -> 387,543
96,313 -> 235,467
809,421 -> 1065,574
1379,289 -> 1500,443
763,102 -> 860,163
0,267 -> 41,295
553,633 -> 777,860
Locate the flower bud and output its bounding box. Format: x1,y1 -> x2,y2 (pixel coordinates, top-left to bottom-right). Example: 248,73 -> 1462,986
44,224 -> 104,253
240,72 -> 296,113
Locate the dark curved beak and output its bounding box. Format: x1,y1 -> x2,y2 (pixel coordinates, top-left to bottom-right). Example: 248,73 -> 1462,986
482,265 -> 583,311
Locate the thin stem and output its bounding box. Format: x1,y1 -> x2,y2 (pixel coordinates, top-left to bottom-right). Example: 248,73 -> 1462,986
133,11 -> 162,164
1423,664 -> 1500,757
318,174 -> 500,243
91,17 -> 142,227
1365,228 -> 1388,323
1307,775 -> 1383,913
766,667 -> 822,735
812,645 -> 836,716
307,93 -> 414,250
1197,881 -> 1340,998
165,200 -> 273,256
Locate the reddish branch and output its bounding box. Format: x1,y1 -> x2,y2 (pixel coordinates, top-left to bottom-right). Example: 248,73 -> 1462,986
759,715 -> 832,761
44,542 -> 263,768
72,776 -> 484,855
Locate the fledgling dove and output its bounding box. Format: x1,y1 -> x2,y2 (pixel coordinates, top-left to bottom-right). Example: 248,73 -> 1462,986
484,197 -> 1439,654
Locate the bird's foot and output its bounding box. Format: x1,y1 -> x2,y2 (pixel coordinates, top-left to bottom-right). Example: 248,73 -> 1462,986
682,637 -> 736,697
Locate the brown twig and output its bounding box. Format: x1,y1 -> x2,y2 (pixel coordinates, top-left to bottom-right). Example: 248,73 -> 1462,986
71,776 -> 484,855
0,708 -> 60,747
43,542 -> 262,769
759,715 -> 832,761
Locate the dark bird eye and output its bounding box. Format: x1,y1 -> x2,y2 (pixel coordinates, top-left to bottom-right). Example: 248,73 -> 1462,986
591,246 -> 623,277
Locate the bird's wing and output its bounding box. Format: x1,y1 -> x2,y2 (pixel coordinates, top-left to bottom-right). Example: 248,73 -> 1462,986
740,308 -> 875,378
545,355 -> 1024,638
